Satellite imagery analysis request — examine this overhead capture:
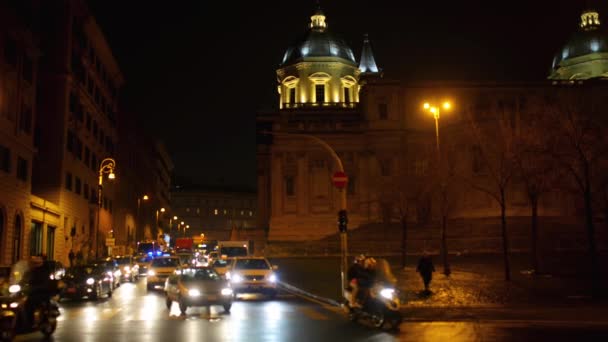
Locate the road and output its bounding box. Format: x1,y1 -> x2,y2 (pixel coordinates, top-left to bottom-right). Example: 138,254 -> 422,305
13,277 -> 608,342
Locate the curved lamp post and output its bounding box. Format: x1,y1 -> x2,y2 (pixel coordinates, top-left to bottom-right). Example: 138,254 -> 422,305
96,158 -> 116,259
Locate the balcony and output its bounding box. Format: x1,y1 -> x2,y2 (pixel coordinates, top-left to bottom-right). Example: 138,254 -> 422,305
281,102 -> 358,110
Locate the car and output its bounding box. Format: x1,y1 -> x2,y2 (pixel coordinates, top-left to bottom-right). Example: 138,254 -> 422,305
135,254 -> 153,276
0,266 -> 10,294
60,264 -> 113,300
210,258 -> 231,278
46,260 -> 66,280
207,251 -> 219,264
114,255 -> 139,282
227,257 -> 279,298
164,266 -> 233,314
146,256 -> 181,291
94,258 -> 121,289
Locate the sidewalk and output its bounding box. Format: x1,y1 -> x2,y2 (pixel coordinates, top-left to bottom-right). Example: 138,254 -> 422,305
394,253 -> 606,308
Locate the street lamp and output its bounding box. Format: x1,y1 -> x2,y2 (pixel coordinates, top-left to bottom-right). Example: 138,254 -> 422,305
136,194 -> 149,242
263,130 -> 349,294
96,158 -> 116,259
423,101 -> 451,159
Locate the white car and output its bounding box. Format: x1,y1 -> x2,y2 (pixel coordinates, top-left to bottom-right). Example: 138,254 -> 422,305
227,257 -> 278,298
146,256 -> 181,291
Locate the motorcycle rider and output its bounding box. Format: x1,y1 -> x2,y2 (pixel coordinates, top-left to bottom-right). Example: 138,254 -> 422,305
346,254 -> 366,307
354,257 -> 376,307
21,255 -> 56,327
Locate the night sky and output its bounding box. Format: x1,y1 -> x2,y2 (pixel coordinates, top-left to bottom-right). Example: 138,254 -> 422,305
88,0 -> 607,190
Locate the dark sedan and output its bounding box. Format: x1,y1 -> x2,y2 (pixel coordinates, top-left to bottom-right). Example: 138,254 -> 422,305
60,265 -> 113,300
94,258 -> 121,289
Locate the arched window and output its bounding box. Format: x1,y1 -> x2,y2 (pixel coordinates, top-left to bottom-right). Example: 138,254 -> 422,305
12,215 -> 22,263
0,208 -> 4,263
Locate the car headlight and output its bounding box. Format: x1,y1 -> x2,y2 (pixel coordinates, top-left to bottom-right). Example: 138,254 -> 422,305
231,274 -> 243,283
86,278 -> 95,285
148,270 -> 155,276
9,285 -> 21,294
9,302 -> 18,308
188,289 -> 201,297
107,271 -> 113,277
225,271 -> 231,280
124,266 -> 130,272
114,270 -> 122,277
268,274 -> 277,283
380,288 -> 395,299
221,288 -> 233,296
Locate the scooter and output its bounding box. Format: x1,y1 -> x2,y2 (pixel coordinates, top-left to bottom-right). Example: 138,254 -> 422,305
0,284 -> 60,342
344,284 -> 402,330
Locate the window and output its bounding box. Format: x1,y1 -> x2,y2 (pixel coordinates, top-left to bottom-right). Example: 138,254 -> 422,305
315,84 -> 325,103
285,176 -> 295,196
0,210 -> 4,255
379,159 -> 392,176
86,113 -> 91,131
344,87 -> 351,103
378,103 -> 388,120
23,57 -> 33,83
4,38 -> 18,67
74,177 -> 81,195
65,172 -> 73,191
414,159 -> 428,176
289,87 -> 296,105
46,226 -> 56,261
16,157 -> 27,181
0,145 -> 10,172
30,221 -> 43,256
84,147 -> 90,165
472,145 -> 484,174
84,184 -> 89,199
66,131 -> 74,153
12,215 -> 22,263
92,121 -> 98,136
74,137 -> 82,160
214,209 -> 218,215
99,130 -> 104,145
19,105 -> 32,134
347,176 -> 356,195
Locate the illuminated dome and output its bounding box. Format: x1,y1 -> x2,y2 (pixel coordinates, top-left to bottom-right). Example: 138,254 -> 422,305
550,9 -> 608,80
280,9 -> 356,66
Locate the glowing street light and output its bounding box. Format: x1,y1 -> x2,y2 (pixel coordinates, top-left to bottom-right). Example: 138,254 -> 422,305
96,158 -> 116,259
422,101 -> 452,157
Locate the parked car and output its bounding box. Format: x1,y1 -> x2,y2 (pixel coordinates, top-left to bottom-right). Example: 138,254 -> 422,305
60,264 -> 113,300
227,257 -> 278,298
114,255 -> 139,282
94,258 -> 121,289
164,266 -> 233,314
146,256 -> 181,291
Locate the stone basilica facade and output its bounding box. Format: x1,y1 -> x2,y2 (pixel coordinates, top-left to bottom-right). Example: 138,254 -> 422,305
256,7 -> 608,254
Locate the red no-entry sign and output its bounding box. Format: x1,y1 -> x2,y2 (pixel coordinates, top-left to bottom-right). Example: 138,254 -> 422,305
332,171 -> 348,189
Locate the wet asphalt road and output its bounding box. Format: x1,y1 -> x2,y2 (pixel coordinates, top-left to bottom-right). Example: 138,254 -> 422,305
13,277 -> 608,342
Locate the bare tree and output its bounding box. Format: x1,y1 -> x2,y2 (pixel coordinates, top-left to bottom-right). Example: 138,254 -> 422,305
465,109 -> 518,281
544,86 -> 608,298
512,107 -> 557,274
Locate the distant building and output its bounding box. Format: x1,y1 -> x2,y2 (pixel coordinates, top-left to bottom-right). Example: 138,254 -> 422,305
113,113 -> 174,253
549,8 -> 608,80
0,1 -> 41,264
171,186 -> 257,243
33,0 -> 124,262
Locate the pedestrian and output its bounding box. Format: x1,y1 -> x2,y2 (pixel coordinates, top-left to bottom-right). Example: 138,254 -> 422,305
68,249 -> 75,267
76,250 -> 83,266
416,252 -> 435,293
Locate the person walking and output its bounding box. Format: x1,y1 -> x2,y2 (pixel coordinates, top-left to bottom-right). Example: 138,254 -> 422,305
68,249 -> 75,268
416,252 -> 435,293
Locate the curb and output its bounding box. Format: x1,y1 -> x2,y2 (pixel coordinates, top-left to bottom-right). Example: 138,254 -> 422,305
278,281 -> 342,307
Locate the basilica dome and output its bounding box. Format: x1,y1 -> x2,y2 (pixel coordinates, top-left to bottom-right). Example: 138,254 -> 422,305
550,9 -> 608,80
280,9 -> 356,66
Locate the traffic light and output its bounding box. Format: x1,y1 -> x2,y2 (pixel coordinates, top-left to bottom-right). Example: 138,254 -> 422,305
338,210 -> 348,232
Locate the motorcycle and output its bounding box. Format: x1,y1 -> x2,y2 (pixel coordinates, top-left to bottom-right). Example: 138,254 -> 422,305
344,284 -> 403,330
0,283 -> 60,341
